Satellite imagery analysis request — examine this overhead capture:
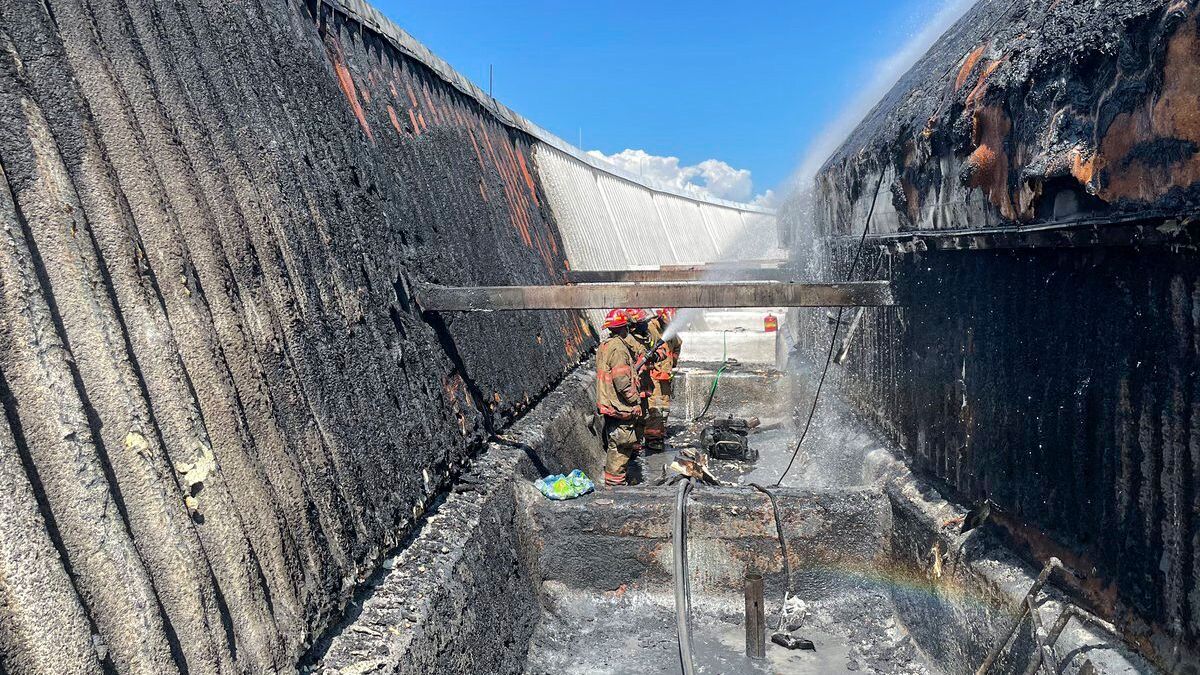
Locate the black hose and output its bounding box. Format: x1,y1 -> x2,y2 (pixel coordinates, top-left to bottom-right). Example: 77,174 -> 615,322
750,483 -> 792,631
673,478 -> 696,675
775,171 -> 886,487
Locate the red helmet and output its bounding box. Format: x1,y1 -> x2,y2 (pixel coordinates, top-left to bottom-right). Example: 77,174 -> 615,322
624,308 -> 649,324
657,307 -> 677,322
603,309 -> 628,329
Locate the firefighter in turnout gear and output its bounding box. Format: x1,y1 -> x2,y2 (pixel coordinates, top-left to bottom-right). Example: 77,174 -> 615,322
644,308 -> 682,453
597,309 -> 643,486
623,308 -> 653,455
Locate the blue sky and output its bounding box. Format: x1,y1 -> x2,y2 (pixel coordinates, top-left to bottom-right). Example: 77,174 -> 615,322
372,1 -> 971,203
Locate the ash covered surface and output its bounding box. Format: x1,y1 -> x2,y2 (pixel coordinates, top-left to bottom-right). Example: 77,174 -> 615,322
807,0 -> 1200,235
0,0 -> 592,672
525,583 -> 935,675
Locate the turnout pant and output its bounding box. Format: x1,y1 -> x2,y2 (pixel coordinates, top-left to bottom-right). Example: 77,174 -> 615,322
644,379 -> 672,452
603,416 -> 639,485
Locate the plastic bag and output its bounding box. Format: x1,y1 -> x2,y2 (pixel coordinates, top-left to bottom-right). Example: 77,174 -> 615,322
534,469 -> 595,500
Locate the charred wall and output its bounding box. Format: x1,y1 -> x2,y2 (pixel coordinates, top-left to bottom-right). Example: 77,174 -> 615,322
0,0 -> 593,673
806,0 -> 1200,241
827,241 -> 1199,667
796,0 -> 1200,669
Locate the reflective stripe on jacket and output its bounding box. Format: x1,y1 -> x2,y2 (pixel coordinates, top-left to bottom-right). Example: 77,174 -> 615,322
596,336 -> 641,419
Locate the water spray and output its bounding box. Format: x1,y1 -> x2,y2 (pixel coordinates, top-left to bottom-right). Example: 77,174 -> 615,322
775,171 -> 886,487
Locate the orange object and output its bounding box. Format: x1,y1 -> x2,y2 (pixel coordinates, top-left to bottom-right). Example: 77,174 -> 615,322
764,314 -> 778,333
624,308 -> 649,324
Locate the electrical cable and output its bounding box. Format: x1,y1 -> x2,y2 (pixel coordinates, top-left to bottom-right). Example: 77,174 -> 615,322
749,483 -> 793,631
774,172 -> 886,487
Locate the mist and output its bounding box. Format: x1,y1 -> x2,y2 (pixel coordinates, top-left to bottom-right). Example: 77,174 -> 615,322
788,0 -> 977,192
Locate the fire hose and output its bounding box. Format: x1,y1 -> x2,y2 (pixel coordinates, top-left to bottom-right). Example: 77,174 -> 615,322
692,330 -> 731,422
672,477 -> 696,675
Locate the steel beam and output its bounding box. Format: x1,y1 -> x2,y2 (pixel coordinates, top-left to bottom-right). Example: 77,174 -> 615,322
413,281 -> 895,311
567,268 -> 793,283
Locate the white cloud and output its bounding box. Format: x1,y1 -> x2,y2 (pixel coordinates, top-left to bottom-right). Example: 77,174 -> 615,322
586,148 -> 775,208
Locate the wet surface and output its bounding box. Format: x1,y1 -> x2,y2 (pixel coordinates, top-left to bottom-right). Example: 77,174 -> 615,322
525,583 -> 936,674
541,365 -> 942,674
641,366 -> 890,491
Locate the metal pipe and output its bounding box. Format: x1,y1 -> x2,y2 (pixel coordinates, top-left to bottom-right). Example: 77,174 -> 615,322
413,281 -> 896,312
1021,604 -> 1122,675
1023,596 -> 1058,675
1047,605 -> 1120,645
673,478 -> 696,675
567,268 -> 793,283
833,307 -> 867,364
745,572 -> 766,659
975,557 -> 1062,675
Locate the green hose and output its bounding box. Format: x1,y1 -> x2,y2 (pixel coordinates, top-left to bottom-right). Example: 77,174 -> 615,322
692,331 -> 729,422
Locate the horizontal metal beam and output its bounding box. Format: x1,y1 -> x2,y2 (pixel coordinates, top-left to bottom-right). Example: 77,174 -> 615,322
853,212 -> 1200,255
567,268 -> 794,283
414,281 -> 895,311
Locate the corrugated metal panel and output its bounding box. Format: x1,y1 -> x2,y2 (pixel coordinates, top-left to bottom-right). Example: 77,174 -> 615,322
534,144 -> 780,273
535,146 -> 629,271
333,0 -> 778,275
653,194 -> 720,264
595,173 -> 676,269
701,206 -> 747,256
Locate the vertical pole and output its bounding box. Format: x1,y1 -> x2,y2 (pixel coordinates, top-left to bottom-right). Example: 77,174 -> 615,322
745,572 -> 766,659
489,64 -> 493,97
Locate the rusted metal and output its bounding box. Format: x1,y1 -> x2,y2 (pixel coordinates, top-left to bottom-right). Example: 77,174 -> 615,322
976,557 -> 1063,675
744,572 -> 766,660
1022,604 -> 1122,675
807,1 -> 1200,235
414,281 -> 896,311
1024,596 -> 1058,675
1047,605 -> 1121,646
567,268 -> 793,283
861,214 -> 1200,256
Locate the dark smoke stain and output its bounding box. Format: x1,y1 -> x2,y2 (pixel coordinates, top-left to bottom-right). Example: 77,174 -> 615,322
1120,137 -> 1199,169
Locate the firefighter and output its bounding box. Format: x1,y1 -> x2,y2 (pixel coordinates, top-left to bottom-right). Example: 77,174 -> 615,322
597,309 -> 642,486
644,307 -> 682,453
623,308 -> 653,455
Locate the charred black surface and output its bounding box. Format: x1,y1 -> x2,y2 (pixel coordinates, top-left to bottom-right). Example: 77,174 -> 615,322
820,239 -> 1200,668
804,0 -> 1200,239
0,0 -> 592,672
794,0 -> 1200,668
